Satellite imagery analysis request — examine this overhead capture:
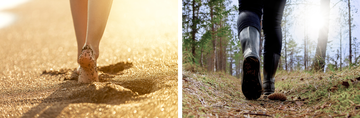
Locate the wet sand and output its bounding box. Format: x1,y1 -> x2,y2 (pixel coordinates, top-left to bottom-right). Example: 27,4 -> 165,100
0,0 -> 178,117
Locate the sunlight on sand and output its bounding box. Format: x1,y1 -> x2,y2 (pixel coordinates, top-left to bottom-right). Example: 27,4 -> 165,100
104,0 -> 178,45
0,0 -> 178,117
0,12 -> 15,29
0,0 -> 28,29
0,0 -> 29,10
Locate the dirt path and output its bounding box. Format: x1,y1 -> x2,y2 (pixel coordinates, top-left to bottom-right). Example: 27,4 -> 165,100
182,70 -> 360,117
0,0 -> 178,117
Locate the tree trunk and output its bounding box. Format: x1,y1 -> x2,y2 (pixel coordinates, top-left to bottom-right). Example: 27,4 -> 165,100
229,45 -> 233,75
208,3 -> 216,72
304,26 -> 307,71
284,16 -> 287,71
200,46 -> 203,68
312,0 -> 330,71
236,55 -> 241,78
278,58 -> 282,70
348,0 -> 352,66
218,24 -> 223,72
223,38 -> 227,72
191,0 -> 196,63
340,26 -> 342,71
355,43 -> 357,65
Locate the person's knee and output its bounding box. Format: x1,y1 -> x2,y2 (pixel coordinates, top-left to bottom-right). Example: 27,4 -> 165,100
237,10 -> 261,33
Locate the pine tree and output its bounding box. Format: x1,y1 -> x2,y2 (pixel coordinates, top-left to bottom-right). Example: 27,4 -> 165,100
312,0 -> 330,71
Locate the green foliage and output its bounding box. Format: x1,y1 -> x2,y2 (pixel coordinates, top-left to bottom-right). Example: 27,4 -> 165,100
182,0 -> 238,73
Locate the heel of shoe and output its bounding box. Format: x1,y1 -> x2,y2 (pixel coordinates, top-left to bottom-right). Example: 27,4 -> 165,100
242,56 -> 262,100
262,53 -> 280,95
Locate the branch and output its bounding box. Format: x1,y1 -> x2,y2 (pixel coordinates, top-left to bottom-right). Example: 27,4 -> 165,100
242,112 -> 272,117
331,0 -> 342,8
286,3 -> 319,6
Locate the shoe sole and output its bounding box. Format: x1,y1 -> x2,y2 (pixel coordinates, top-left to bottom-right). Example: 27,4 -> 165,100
242,56 -> 262,100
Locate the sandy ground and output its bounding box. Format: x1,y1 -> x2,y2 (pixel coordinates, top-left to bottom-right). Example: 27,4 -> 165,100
0,0 -> 178,117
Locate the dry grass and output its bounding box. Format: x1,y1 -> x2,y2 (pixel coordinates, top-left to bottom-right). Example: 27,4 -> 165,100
182,71 -> 245,117
182,66 -> 360,117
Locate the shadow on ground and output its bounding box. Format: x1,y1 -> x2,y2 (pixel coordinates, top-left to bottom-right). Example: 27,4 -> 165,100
41,62 -> 133,80
98,62 -> 133,74
21,61 -> 159,117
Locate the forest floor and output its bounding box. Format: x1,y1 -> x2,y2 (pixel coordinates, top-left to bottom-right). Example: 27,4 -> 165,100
183,66 -> 360,117
0,0 -> 178,117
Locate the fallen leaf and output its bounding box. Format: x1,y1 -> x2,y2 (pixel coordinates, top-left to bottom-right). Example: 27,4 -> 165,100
355,105 -> 360,110
352,79 -> 359,85
341,81 -> 350,88
319,77 -> 323,80
315,97 -> 322,101
328,86 -> 338,92
297,96 -> 302,100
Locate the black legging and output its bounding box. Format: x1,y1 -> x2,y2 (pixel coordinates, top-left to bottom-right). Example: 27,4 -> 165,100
237,0 -> 286,55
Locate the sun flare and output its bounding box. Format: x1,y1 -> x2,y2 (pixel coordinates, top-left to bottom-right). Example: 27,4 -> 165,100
304,6 -> 323,41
